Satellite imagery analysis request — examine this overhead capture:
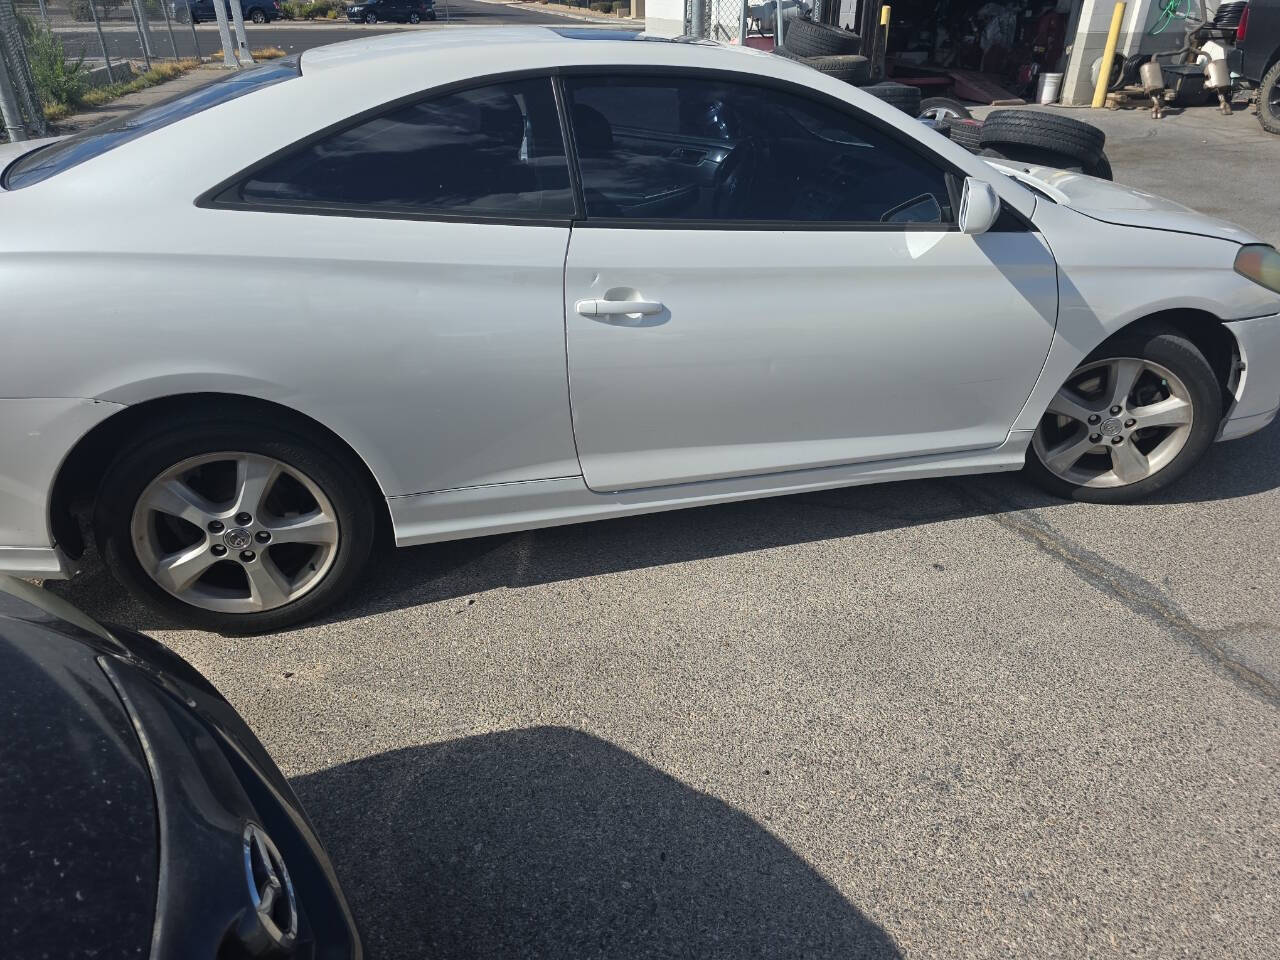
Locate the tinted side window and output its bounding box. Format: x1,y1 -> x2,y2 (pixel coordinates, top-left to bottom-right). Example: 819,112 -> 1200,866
563,76 -> 952,225
238,78 -> 573,218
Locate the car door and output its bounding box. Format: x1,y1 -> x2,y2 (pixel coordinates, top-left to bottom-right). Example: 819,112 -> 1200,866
561,73 -> 1059,492
202,75 -> 581,496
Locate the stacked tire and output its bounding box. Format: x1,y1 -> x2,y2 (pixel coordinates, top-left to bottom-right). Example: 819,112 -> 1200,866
861,81 -> 921,115
775,18 -> 869,85
781,19 -> 862,56
944,117 -> 984,152
978,109 -> 1111,178
943,109 -> 1114,180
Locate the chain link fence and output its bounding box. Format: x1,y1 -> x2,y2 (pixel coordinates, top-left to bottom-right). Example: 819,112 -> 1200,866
682,0 -> 826,43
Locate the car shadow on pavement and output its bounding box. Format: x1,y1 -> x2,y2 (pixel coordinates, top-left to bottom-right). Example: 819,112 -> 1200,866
45,419 -> 1279,632
294,725 -> 901,960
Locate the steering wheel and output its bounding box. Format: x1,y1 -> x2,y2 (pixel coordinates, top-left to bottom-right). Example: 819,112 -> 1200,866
712,137 -> 772,220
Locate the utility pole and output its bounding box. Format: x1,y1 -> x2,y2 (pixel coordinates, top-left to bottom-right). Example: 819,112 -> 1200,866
229,0 -> 254,64
129,0 -> 153,69
86,0 -> 116,82
0,51 -> 27,142
133,0 -> 157,63
159,0 -> 180,59
185,4 -> 201,59
211,0 -> 239,67
690,0 -> 704,37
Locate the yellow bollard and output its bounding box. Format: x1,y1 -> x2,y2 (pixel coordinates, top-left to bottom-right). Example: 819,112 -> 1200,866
1091,1 -> 1128,108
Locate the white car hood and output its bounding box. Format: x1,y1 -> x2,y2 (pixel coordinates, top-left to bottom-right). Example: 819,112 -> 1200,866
988,161 -> 1261,245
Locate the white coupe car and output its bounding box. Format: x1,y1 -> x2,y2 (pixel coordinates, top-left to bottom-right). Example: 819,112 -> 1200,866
3,28 -> 1279,632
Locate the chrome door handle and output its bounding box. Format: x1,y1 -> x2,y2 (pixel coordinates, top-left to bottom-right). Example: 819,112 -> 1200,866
574,298 -> 664,318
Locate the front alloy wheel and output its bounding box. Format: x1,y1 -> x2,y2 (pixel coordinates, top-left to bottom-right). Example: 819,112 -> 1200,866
408,11 -> 420,21
251,8 -> 267,22
1026,328 -> 1222,502
364,11 -> 376,21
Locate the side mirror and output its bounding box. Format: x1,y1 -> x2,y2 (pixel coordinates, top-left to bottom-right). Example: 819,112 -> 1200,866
958,177 -> 1001,235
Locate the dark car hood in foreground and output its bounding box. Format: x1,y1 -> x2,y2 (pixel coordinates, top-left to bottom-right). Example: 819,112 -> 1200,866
0,599 -> 157,959
0,578 -> 361,960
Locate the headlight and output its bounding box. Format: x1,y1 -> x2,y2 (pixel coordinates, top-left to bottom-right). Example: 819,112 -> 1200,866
1234,244 -> 1280,295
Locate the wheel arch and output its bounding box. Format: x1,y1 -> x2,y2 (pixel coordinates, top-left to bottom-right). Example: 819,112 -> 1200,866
50,393 -> 394,560
1107,308 -> 1240,409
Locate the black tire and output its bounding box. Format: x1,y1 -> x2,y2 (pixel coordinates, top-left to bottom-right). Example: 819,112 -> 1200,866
1083,152 -> 1113,180
408,10 -> 420,21
945,117 -> 984,151
249,7 -> 266,22
919,96 -> 972,123
977,142 -> 1085,170
980,109 -> 1105,165
95,418 -> 376,634
1258,59 -> 1280,136
1024,327 -> 1223,503
780,18 -> 861,57
365,11 -> 376,22
862,81 -> 922,115
779,48 -> 871,84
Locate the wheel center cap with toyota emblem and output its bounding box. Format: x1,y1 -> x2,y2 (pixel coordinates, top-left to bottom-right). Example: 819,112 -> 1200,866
223,527 -> 253,550
1100,418 -> 1123,437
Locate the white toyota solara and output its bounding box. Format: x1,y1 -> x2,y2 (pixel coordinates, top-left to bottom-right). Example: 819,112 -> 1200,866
3,28 -> 1279,632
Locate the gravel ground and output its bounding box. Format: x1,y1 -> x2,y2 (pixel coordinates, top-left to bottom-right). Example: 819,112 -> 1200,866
45,104 -> 1280,959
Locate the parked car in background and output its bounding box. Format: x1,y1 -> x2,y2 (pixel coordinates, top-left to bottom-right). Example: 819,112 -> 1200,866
347,0 -> 435,23
1232,0 -> 1280,133
0,576 -> 362,959
2,31 -> 1280,634
172,0 -> 282,23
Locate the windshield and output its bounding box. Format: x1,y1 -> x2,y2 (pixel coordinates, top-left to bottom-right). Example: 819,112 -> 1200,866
3,58 -> 300,191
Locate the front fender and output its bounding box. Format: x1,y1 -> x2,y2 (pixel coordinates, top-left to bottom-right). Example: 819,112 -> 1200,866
1012,202 -> 1280,435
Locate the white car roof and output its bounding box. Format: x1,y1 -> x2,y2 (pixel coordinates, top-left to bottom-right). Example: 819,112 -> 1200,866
5,27 -> 1035,221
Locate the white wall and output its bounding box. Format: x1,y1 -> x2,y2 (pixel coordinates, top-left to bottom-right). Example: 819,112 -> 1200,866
1061,0 -> 1159,104
646,0 -> 686,36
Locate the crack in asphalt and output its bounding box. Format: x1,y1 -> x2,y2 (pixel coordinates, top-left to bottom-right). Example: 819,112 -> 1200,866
950,481 -> 1280,709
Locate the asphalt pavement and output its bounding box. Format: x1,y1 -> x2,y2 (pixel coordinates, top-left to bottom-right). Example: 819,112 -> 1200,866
44,102 -> 1280,959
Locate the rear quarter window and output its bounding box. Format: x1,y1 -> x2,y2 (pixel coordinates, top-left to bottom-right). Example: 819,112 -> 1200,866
2,58 -> 300,191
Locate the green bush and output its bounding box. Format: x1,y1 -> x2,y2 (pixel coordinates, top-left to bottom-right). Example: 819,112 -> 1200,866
69,0 -> 126,21
281,0 -> 340,18
26,26 -> 87,111
589,1 -> 612,10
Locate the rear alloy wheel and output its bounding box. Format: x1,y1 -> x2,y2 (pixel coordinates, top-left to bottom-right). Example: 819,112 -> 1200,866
408,10 -> 420,21
97,422 -> 375,633
250,7 -> 266,22
1025,330 -> 1222,502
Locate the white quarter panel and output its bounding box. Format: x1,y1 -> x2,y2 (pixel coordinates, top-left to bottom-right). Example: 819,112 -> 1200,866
0,398 -> 123,546
565,227 -> 1058,491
